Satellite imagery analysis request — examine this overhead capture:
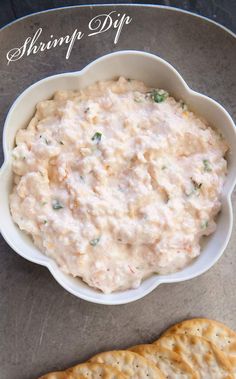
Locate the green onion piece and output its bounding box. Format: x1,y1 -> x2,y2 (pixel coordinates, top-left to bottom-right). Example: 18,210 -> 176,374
91,132 -> 102,143
89,237 -> 100,246
203,159 -> 212,172
151,89 -> 169,103
52,200 -> 64,210
201,220 -> 209,229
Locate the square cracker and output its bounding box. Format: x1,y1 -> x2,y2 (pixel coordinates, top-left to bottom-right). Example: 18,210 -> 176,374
162,318 -> 236,372
90,350 -> 165,378
154,333 -> 233,379
67,362 -> 127,379
129,344 -> 198,379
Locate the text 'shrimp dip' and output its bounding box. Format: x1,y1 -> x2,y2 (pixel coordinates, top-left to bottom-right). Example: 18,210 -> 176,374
6,11 -> 132,64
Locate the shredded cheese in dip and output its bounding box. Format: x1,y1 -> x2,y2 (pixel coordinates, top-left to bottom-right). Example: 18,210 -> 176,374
10,77 -> 228,293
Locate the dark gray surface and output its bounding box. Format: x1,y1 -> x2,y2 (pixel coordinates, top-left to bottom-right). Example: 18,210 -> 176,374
0,5 -> 236,379
1,0 -> 236,32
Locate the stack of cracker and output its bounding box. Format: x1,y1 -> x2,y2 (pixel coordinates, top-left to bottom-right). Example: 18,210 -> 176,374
39,318 -> 236,378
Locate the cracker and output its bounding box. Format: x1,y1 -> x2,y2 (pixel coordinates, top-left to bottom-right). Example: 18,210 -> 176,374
154,333 -> 233,379
129,344 -> 197,379
90,350 -> 165,378
39,372 -> 68,379
162,318 -> 236,372
67,362 -> 127,378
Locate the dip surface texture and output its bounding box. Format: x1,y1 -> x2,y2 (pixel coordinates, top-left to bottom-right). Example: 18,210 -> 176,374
10,77 -> 228,293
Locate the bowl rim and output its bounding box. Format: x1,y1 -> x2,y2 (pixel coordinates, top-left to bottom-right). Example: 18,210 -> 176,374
0,49 -> 236,305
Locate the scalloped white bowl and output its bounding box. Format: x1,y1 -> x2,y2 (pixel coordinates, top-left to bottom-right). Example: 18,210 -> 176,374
0,50 -> 235,305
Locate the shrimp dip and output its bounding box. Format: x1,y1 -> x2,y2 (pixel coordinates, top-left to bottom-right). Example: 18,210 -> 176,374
10,77 -> 228,293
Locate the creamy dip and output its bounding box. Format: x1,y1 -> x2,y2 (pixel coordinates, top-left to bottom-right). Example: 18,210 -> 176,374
10,77 -> 228,293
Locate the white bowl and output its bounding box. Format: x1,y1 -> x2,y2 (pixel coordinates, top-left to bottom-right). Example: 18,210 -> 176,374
0,50 -> 235,305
